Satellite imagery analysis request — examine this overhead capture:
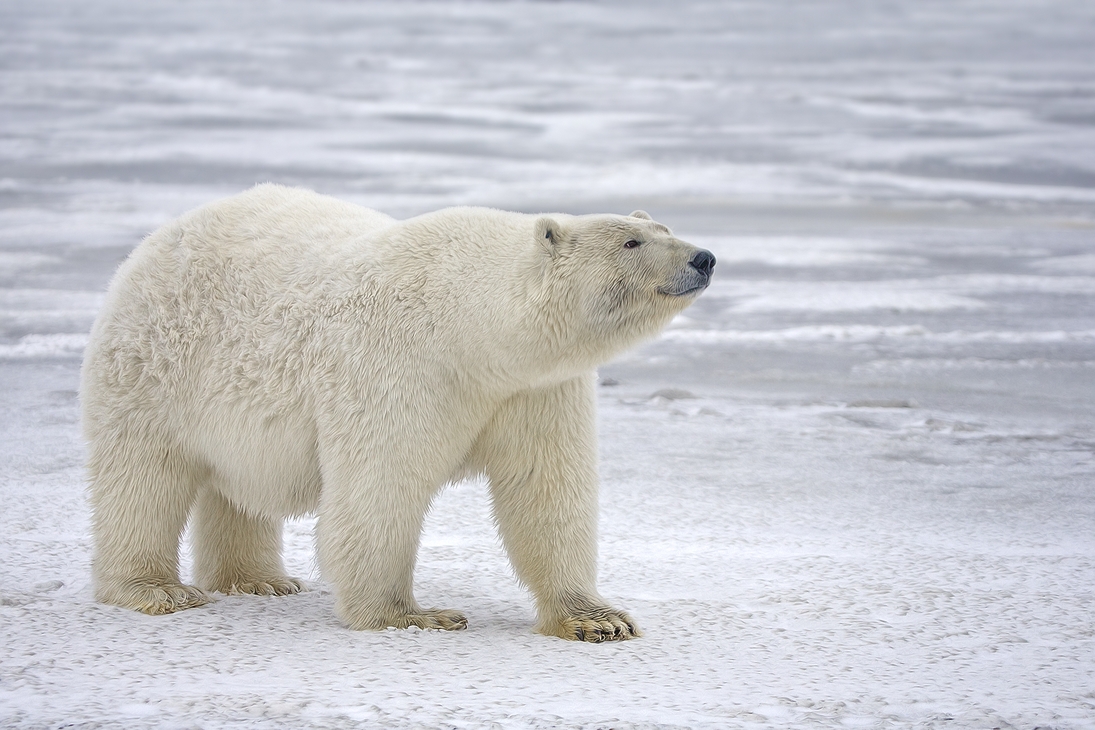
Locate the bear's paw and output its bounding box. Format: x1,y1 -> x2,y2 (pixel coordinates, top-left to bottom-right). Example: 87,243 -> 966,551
102,580 -> 213,616
543,606 -> 641,643
388,608 -> 468,632
227,577 -> 307,597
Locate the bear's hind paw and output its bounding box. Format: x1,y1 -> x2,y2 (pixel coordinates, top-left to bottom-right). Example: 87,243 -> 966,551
100,580 -> 213,615
228,577 -> 306,597
390,608 -> 468,632
544,607 -> 641,643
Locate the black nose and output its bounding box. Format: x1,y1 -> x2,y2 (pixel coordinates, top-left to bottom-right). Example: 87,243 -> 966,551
689,249 -> 716,277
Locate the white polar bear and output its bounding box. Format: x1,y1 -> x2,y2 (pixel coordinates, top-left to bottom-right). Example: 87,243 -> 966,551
81,184 -> 714,642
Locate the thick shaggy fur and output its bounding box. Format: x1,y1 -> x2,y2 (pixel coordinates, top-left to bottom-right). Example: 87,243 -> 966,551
81,184 -> 712,641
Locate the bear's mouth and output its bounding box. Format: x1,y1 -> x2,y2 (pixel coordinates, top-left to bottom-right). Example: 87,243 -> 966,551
659,281 -> 709,297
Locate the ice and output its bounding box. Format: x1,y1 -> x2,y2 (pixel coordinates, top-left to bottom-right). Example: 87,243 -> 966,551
2,1 -> 1094,728
0,333 -> 89,359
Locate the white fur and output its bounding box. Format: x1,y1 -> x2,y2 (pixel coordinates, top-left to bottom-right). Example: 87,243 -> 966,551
81,184 -> 711,641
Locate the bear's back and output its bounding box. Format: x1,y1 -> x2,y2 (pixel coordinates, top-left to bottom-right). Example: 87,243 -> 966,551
100,184 -> 396,327
161,184 -> 396,274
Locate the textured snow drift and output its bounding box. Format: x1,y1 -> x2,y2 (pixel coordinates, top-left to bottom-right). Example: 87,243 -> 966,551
2,1 -> 1094,729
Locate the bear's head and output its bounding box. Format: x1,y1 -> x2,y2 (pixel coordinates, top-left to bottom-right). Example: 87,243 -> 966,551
533,210 -> 715,362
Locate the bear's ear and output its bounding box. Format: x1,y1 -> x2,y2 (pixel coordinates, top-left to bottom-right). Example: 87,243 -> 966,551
535,216 -> 566,258
632,209 -> 671,234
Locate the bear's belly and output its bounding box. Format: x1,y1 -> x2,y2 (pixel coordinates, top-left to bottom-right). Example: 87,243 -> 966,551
185,402 -> 323,518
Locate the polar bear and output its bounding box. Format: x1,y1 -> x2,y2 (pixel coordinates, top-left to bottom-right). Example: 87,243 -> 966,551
81,184 -> 714,642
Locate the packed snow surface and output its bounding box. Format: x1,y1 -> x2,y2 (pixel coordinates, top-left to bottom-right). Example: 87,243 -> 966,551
2,1 -> 1094,728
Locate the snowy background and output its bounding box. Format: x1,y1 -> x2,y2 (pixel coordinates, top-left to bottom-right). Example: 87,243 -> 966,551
2,1 -> 1094,728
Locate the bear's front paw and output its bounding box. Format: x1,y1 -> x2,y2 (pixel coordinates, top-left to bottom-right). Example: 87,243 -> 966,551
228,577 -> 306,597
543,606 -> 640,643
390,608 -> 468,632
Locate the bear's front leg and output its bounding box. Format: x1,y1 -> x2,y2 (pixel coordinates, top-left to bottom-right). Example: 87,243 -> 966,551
315,443 -> 467,632
469,374 -> 640,642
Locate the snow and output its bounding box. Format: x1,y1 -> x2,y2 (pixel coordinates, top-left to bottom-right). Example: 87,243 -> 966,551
2,1 -> 1094,728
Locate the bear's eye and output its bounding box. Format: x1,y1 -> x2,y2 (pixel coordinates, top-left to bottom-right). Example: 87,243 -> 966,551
623,239 -> 641,249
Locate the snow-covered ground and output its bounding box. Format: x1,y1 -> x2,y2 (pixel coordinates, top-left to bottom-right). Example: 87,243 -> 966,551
2,1 -> 1094,728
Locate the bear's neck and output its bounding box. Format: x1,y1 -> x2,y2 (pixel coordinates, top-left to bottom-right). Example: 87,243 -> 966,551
503,297 -> 668,391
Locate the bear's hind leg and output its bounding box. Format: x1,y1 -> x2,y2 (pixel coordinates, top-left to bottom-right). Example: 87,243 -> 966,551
89,437 -> 211,615
192,488 -> 305,597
